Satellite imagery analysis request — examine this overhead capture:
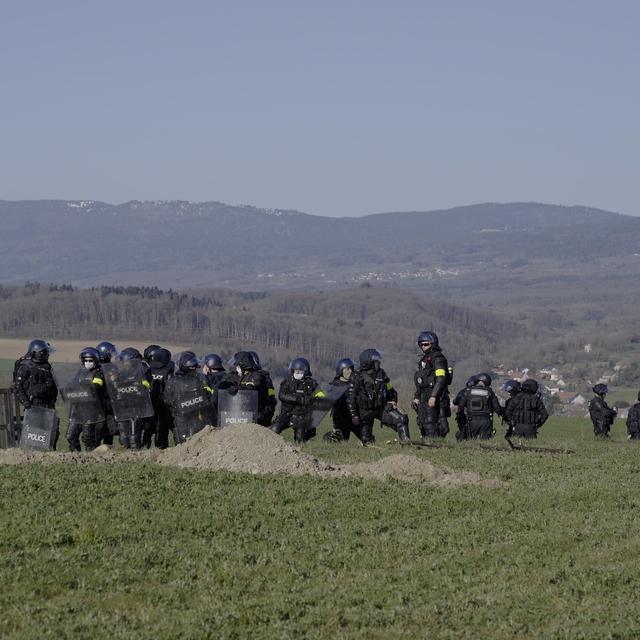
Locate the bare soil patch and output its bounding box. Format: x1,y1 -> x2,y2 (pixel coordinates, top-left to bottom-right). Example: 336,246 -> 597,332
0,424 -> 499,487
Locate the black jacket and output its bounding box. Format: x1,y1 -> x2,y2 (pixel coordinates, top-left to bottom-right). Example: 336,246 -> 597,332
413,348 -> 449,403
278,374 -> 321,418
330,376 -> 351,426
347,366 -> 397,418
14,359 -> 58,409
589,396 -> 616,427
504,390 -> 548,428
627,402 -> 640,435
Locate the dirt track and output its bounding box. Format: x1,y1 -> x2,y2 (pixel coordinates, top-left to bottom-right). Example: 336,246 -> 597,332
0,424 -> 500,487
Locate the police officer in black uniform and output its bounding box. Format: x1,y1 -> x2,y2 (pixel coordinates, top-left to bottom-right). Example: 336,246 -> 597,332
412,331 -> 450,440
500,379 -> 521,438
66,347 -> 107,451
455,373 -> 503,440
626,391 -> 640,440
452,375 -> 477,440
96,341 -> 118,445
219,351 -> 277,427
347,348 -> 410,445
14,339 -> 59,449
202,353 -> 226,426
323,357 -> 356,442
589,383 -> 617,438
504,378 -> 549,439
271,357 -> 325,443
147,347 -> 174,449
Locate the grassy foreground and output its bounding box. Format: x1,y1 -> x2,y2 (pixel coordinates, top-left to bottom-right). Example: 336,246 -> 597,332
1,417 -> 639,639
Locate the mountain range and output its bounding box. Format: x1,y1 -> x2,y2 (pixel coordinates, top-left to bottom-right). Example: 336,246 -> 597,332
0,199 -> 637,288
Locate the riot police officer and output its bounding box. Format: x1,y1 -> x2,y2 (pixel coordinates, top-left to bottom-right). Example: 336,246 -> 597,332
95,340 -> 118,444
324,358 -> 356,442
454,373 -> 503,440
219,351 -> 277,427
65,347 -> 107,451
202,353 -> 226,426
504,378 -> 548,439
14,339 -> 59,449
626,391 -> 640,440
412,331 -> 450,440
347,348 -> 410,445
148,347 -> 174,448
271,358 -> 325,443
589,383 -> 617,438
500,379 -> 521,438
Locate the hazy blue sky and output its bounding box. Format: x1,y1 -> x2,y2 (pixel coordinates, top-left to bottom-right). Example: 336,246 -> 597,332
1,1 -> 638,216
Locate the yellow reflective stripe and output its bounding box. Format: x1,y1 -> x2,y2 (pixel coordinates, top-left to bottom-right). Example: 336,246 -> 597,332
268,388 -> 275,396
91,377 -> 104,386
244,381 -> 256,387
435,369 -> 446,377
314,390 -> 326,399
142,380 -> 151,389
386,383 -> 393,391
204,386 -> 213,394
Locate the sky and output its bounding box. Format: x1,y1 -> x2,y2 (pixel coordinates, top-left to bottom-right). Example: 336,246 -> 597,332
1,0 -> 638,217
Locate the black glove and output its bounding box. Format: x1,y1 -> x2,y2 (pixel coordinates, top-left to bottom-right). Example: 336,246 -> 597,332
351,416 -> 360,427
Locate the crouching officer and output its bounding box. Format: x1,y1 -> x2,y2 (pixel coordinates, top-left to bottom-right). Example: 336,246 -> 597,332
202,353 -> 226,426
626,391 -> 640,440
14,339 -> 59,448
347,349 -> 410,445
589,384 -> 617,438
324,358 -> 356,442
271,358 -> 325,443
412,331 -> 450,440
504,378 -> 548,439
65,347 -> 107,451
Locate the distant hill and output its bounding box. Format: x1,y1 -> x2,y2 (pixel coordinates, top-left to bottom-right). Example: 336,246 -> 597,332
0,199 -> 637,288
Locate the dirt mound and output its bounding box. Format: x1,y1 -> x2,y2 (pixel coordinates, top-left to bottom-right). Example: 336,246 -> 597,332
157,424 -> 346,477
344,454 -> 500,487
0,425 -> 499,487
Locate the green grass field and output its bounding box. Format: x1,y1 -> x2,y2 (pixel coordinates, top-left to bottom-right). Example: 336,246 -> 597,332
1,417 -> 639,639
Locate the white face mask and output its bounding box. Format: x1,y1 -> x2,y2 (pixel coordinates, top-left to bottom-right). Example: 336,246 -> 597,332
293,371 -> 304,381
83,361 -> 95,370
236,366 -> 243,376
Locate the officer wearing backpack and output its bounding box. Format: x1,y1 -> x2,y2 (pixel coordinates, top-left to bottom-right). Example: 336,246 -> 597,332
455,373 -> 503,440
589,384 -> 617,438
504,378 -> 548,439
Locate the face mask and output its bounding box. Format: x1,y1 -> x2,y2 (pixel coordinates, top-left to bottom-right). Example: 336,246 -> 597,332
341,368 -> 352,381
236,366 -> 243,376
293,371 -> 304,381
83,361 -> 95,370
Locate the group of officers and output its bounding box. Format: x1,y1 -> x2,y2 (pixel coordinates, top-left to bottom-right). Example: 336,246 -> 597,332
11,330 -> 577,452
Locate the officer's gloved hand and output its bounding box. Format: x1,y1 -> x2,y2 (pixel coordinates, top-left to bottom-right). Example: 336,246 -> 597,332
351,416 -> 360,427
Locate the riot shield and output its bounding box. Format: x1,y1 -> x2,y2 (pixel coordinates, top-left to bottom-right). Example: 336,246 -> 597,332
311,383 -> 347,430
170,374 -> 216,443
55,368 -> 105,425
19,406 -> 58,451
102,361 -> 154,422
217,389 -> 258,427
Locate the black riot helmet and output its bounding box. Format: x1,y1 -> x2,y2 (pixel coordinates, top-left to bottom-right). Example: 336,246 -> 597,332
79,347 -> 100,363
593,383 -> 609,396
501,379 -> 521,396
151,348 -> 172,367
234,351 -> 257,372
28,339 -> 55,363
335,357 -> 355,378
119,347 -> 143,362
359,348 -> 383,370
96,341 -> 118,363
521,379 -> 539,394
417,331 -> 439,353
466,375 -> 478,389
289,357 -> 311,376
178,351 -> 200,372
143,344 -> 162,362
476,373 -> 492,387
203,353 -> 225,371
248,351 -> 262,369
